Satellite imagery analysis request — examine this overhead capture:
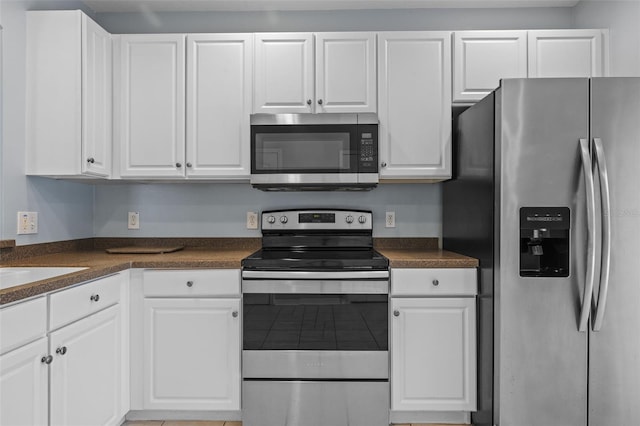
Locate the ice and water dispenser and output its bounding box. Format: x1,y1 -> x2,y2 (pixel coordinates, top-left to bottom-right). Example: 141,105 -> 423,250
520,207 -> 570,277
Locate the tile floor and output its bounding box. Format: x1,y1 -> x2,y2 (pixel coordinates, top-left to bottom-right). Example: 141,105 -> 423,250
124,422 -> 241,426
123,422 -> 463,426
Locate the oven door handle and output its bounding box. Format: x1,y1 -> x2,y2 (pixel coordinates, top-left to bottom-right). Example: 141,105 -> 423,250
242,279 -> 389,294
241,270 -> 389,280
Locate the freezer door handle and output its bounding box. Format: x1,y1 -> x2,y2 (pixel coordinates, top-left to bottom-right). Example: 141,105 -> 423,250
592,138 -> 612,332
578,138 -> 598,332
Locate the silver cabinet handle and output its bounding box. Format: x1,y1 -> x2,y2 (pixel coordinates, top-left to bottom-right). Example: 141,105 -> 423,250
578,138 -> 597,332
393,310 -> 400,317
592,138 -> 611,332
176,162 -> 182,168
186,281 -> 194,287
432,279 -> 440,286
306,99 -> 312,105
90,294 -> 100,302
186,162 -> 192,168
381,162 -> 387,168
87,157 -> 95,164
317,99 -> 323,105
56,346 -> 67,356
41,355 -> 53,364
232,311 -> 239,318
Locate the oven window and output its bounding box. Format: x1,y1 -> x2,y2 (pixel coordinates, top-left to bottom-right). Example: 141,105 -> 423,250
243,294 -> 388,351
254,132 -> 352,171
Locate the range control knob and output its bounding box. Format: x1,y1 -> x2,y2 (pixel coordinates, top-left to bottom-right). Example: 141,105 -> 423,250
280,216 -> 288,224
267,215 -> 276,224
358,215 -> 367,224
345,215 -> 354,224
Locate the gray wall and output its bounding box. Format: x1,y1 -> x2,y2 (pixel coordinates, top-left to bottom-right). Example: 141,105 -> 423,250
90,6 -> 574,241
3,1 -> 635,244
573,0 -> 640,77
1,1 -> 96,245
96,7 -> 573,34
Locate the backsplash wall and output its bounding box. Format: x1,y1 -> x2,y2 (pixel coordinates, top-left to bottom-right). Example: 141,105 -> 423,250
93,182 -> 442,239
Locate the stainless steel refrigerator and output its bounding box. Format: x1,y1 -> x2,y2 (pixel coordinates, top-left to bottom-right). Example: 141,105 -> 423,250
443,78 -> 640,426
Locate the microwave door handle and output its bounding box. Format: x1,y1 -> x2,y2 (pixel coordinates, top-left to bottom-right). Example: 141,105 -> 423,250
578,138 -> 597,332
591,138 -> 611,332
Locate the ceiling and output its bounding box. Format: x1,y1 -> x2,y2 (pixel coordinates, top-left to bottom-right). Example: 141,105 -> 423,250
82,0 -> 582,13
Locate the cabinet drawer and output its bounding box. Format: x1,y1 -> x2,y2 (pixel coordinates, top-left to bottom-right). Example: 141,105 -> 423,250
0,297 -> 47,355
391,268 -> 477,296
49,273 -> 122,330
143,269 -> 240,297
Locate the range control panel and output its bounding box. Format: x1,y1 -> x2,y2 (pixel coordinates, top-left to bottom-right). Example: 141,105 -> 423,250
262,209 -> 372,231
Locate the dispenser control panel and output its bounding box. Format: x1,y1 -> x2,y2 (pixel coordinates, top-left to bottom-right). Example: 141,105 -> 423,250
520,207 -> 570,278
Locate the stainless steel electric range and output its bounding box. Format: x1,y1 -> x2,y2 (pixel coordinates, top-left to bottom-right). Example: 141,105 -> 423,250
241,209 -> 390,426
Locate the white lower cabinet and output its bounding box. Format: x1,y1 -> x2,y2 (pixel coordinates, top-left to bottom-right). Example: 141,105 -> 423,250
0,338 -> 49,426
0,273 -> 128,426
141,269 -> 241,412
50,304 -> 122,426
390,268 -> 477,418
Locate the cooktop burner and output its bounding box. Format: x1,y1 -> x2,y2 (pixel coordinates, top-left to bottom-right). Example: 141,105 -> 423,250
242,248 -> 389,271
241,208 -> 389,272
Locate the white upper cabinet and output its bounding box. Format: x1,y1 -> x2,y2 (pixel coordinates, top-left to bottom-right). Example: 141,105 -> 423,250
378,32 -> 452,180
115,34 -> 186,178
315,33 -> 377,113
453,31 -> 527,102
254,32 -> 376,113
528,29 -> 608,78
453,29 -> 608,103
26,10 -> 112,178
254,33 -> 314,113
186,34 -> 253,178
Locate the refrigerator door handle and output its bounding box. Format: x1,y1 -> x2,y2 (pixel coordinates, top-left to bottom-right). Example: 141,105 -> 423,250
578,138 -> 598,332
591,138 -> 611,332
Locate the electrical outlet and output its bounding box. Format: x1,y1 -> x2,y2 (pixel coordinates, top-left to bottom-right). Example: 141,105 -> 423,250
247,211 -> 259,230
128,212 -> 140,230
17,212 -> 38,235
385,211 -> 396,228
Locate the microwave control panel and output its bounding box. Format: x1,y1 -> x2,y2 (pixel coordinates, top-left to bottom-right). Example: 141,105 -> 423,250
358,124 -> 378,173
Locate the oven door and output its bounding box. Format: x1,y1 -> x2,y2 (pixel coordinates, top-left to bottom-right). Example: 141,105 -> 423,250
242,272 -> 389,380
242,273 -> 389,426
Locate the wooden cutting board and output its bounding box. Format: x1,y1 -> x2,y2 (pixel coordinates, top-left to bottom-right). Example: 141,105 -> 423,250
105,246 -> 185,254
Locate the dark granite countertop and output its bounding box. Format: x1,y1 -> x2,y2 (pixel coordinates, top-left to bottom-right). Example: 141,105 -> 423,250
1,237 -> 478,305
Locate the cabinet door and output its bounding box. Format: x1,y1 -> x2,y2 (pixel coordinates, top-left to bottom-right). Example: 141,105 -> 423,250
117,34 -> 186,178
391,297 -> 476,412
186,34 -> 252,178
143,298 -> 241,410
50,305 -> 121,426
315,32 -> 376,113
453,30 -> 527,102
378,32 -> 452,180
81,14 -> 112,177
0,338 -> 48,426
254,33 -> 314,113
528,29 -> 607,78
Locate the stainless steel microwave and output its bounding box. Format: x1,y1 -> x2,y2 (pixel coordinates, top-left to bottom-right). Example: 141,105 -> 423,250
250,113 -> 379,191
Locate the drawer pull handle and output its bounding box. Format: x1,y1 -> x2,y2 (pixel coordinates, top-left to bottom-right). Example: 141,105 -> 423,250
432,279 -> 440,286
232,311 -> 239,318
393,310 -> 400,317
41,355 -> 53,364
186,281 -> 194,287
56,346 -> 67,356
90,294 -> 100,302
